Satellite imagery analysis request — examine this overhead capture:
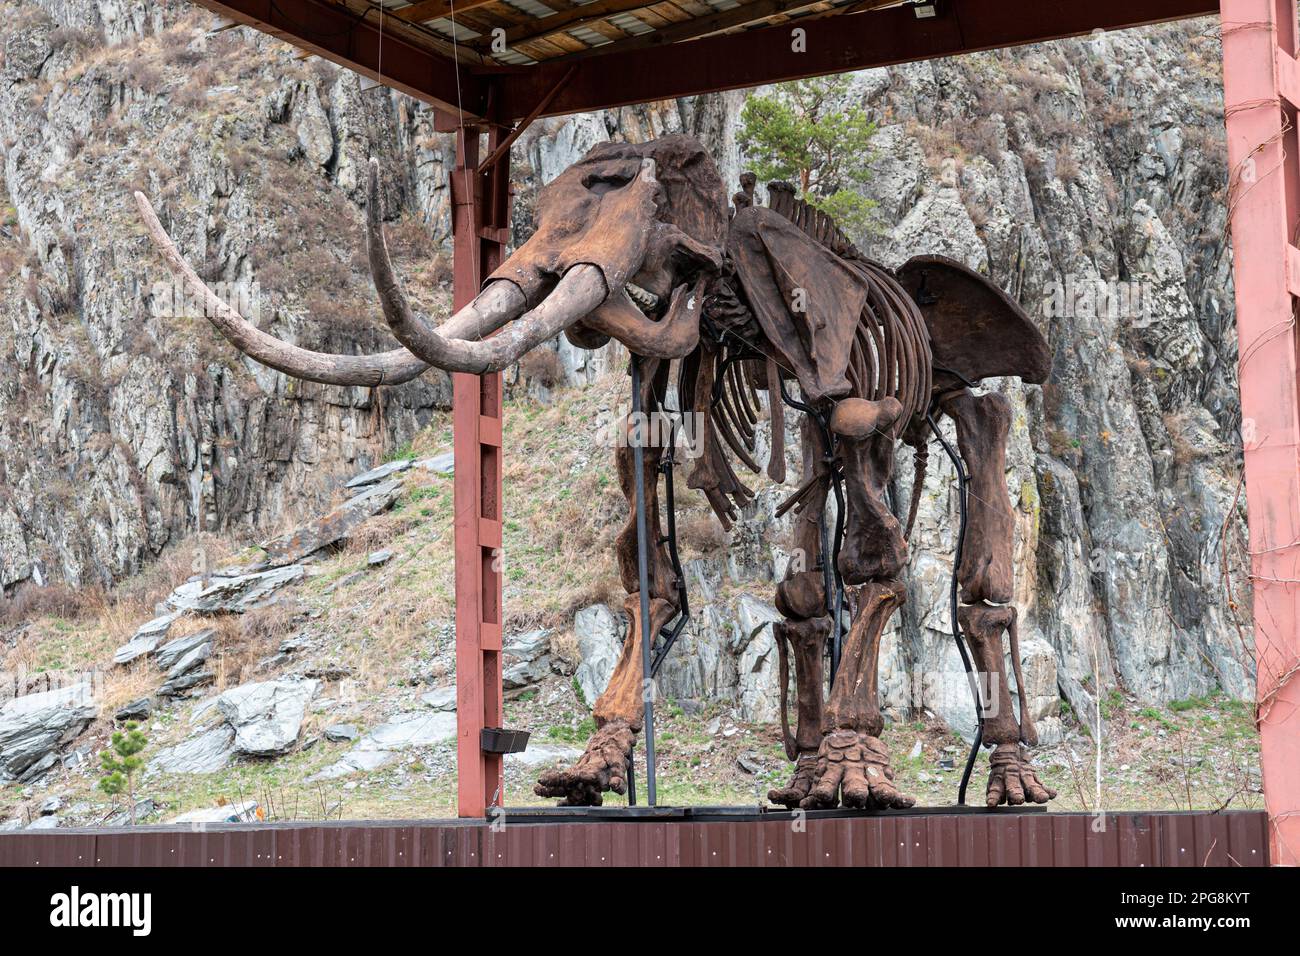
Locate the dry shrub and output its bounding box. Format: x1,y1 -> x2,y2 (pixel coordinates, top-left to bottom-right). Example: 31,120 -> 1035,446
1055,145 -> 1081,184
343,512 -> 420,555
384,217 -> 436,261
551,631 -> 581,669
123,58 -> 163,93
0,581 -> 104,628
677,513 -> 729,554
519,348 -> 564,388
240,603 -> 297,646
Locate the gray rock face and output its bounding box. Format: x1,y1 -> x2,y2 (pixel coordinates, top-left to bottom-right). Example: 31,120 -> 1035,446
0,7 -> 1254,750
146,726 -> 236,776
573,605 -> 624,707
734,595 -> 783,724
216,679 -> 319,756
165,566 -> 306,614
0,685 -> 98,782
324,723 -> 359,742
0,8 -> 452,593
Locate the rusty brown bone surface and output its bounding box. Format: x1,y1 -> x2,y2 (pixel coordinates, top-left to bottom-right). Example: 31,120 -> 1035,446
137,133 -> 1056,811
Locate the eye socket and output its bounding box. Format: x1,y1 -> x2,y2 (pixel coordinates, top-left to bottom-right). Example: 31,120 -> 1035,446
582,172 -> 634,196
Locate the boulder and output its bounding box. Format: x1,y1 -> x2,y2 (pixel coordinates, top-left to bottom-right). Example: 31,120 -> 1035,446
259,479 -> 405,566
166,566 -> 305,614
0,685 -> 98,782
216,679 -> 319,756
574,604 -> 624,707
145,726 -> 236,776
163,639 -> 213,679
103,799 -> 156,827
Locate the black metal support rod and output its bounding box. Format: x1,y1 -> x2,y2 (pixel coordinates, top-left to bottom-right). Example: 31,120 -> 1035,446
630,357 -> 657,806
927,412 -> 983,806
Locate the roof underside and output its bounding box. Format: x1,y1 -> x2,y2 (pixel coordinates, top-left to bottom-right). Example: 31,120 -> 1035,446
191,0 -> 1220,121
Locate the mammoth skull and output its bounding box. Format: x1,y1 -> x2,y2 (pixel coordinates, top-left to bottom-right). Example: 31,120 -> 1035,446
134,135 -> 728,385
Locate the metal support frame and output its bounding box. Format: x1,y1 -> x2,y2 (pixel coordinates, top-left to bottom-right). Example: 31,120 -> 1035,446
630,357 -> 658,806
453,124 -> 511,818
1220,0 -> 1300,866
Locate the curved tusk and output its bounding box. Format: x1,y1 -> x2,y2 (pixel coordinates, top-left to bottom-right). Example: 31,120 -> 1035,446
367,159 -> 604,373
135,191 -> 429,387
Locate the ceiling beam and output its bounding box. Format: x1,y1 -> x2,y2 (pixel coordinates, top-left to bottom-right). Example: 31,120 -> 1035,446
393,0 -> 501,22
559,0 -> 836,59
495,0 -> 1219,119
188,0 -> 492,121
468,0 -> 667,51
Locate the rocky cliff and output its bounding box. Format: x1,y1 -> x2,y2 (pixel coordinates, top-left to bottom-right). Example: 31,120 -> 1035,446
0,0 -> 1252,724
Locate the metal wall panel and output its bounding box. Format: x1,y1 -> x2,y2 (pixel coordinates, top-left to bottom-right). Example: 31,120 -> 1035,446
0,812 -> 1269,867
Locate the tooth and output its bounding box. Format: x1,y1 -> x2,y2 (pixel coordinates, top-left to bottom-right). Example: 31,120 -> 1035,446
624,282 -> 659,309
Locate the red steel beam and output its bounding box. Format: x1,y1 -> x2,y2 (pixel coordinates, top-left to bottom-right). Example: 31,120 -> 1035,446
452,125 -> 510,817
1219,0 -> 1300,868
188,0 -> 491,120
494,0 -> 1219,120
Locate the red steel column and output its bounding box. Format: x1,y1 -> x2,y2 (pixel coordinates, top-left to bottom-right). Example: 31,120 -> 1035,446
1221,0 -> 1300,865
452,124 -> 509,817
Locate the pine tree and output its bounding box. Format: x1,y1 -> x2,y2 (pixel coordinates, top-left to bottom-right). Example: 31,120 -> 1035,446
99,721 -> 148,825
738,75 -> 880,239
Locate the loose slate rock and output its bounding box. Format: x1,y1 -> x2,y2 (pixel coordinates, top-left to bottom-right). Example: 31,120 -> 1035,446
114,698 -> 153,721
217,679 -> 319,756
421,687 -> 456,712
166,566 -> 305,614
155,629 -> 216,672
324,723 -> 359,742
345,458 -> 414,489
416,452 -> 455,475
113,611 -> 183,665
146,726 -> 236,776
0,685 -> 98,782
159,671 -> 215,697
260,479 -> 405,567
168,801 -> 258,825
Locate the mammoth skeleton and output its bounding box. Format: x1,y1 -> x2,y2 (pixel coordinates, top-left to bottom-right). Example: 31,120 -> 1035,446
136,134 -> 1056,810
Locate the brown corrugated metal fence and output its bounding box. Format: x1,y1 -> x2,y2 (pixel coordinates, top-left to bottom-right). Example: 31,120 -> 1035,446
0,810 -> 1270,866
